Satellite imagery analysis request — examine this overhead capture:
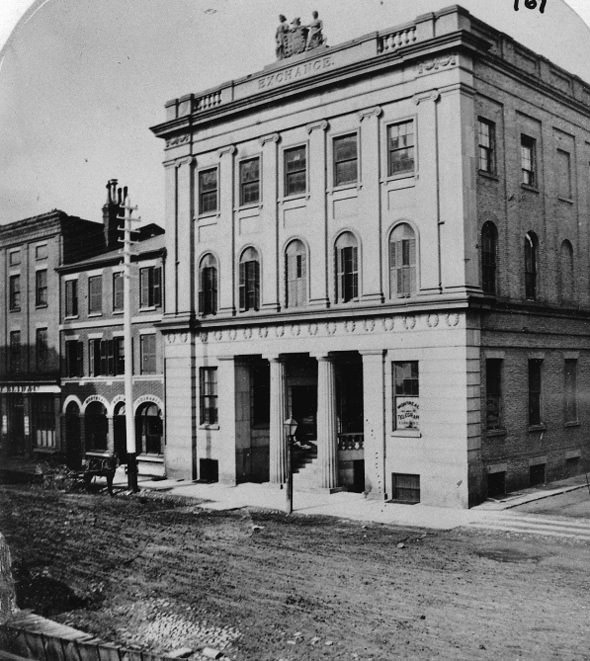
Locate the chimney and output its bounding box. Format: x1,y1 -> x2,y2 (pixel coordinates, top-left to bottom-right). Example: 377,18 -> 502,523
102,178 -> 123,249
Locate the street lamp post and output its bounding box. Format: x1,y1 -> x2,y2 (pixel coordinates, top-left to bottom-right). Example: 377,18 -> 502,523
284,417 -> 298,515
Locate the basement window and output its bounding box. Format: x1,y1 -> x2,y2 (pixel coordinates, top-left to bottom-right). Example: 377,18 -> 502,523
390,472 -> 420,504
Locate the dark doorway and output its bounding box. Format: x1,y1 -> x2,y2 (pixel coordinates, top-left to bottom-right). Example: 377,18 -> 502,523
7,395 -> 25,456
64,402 -> 81,469
336,355 -> 364,434
113,403 -> 127,463
84,402 -> 108,452
291,385 -> 317,442
529,464 -> 545,486
351,459 -> 365,493
487,471 -> 506,498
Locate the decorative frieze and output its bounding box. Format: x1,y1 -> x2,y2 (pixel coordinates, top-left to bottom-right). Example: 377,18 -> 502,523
165,134 -> 190,149
416,54 -> 457,76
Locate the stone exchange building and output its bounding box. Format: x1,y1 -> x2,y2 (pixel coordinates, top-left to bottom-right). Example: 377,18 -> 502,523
151,5 -> 590,507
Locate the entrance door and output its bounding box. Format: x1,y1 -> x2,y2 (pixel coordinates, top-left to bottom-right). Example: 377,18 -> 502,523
291,385 -> 317,442
7,395 -> 24,456
65,403 -> 82,469
113,403 -> 127,463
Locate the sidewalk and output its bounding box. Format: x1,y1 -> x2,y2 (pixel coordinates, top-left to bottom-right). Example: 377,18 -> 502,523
112,469 -> 590,531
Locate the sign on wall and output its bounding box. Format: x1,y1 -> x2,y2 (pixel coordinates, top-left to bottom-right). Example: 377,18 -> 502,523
395,397 -> 419,430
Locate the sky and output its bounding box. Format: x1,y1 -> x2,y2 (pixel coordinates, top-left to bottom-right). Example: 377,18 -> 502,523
1,0 -> 589,228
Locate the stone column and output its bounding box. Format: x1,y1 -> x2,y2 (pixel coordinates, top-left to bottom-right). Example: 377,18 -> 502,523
315,354 -> 338,490
267,355 -> 287,484
360,350 -> 386,500
54,395 -> 62,453
107,415 -> 115,455
259,134 -> 281,313
176,156 -> 194,316
79,412 -> 86,455
217,355 -> 238,485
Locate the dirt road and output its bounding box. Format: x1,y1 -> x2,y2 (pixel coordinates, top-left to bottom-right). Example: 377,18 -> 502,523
1,485 -> 589,660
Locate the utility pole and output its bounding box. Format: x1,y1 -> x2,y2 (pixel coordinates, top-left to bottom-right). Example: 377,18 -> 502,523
118,188 -> 140,492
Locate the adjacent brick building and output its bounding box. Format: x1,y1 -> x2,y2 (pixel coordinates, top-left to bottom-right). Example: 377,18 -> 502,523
151,5 -> 590,507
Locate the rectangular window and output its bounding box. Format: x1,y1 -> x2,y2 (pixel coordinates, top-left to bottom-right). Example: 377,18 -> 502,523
9,275 -> 21,311
486,359 -> 503,430
478,118 -> 496,174
65,340 -> 83,378
521,135 -> 536,186
112,272 -> 124,312
557,148 -> 572,198
88,275 -> 103,314
89,339 -> 102,376
9,331 -> 21,374
528,359 -> 543,426
8,250 -> 20,267
387,121 -> 415,176
284,146 -> 307,196
337,245 -> 358,302
333,134 -> 358,186
392,361 -> 419,431
239,157 -> 260,205
65,280 -> 78,317
33,396 -> 56,449
35,244 -> 48,260
140,334 -> 156,374
100,339 -> 114,376
35,270 -> 48,307
36,328 -> 48,371
391,473 -> 420,504
199,367 -> 218,425
564,359 -> 577,423
114,337 -> 125,376
251,361 -> 270,425
199,168 -> 218,214
139,266 -> 162,309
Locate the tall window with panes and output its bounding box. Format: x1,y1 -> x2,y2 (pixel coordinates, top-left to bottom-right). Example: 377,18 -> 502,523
478,118 -> 495,174
285,240 -> 307,308
199,168 -> 218,214
392,361 -> 419,431
199,367 -> 218,425
335,232 -> 358,303
389,223 -> 416,298
387,121 -> 414,176
556,149 -> 572,199
113,337 -> 125,375
284,146 -> 306,196
524,232 -> 538,300
9,331 -> 21,374
35,269 -> 47,307
521,135 -> 536,186
481,222 -> 498,295
65,340 -> 83,378
112,272 -> 124,312
239,157 -> 260,205
485,359 -> 503,430
140,334 -> 156,374
333,134 -> 358,186
199,254 -> 218,316
139,266 -> 162,309
36,328 -> 48,371
528,359 -> 543,426
65,279 -> 78,317
9,275 -> 20,311
239,248 -> 260,311
88,275 -> 102,314
564,359 -> 577,423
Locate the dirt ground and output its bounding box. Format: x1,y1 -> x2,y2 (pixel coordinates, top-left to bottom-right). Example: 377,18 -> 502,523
1,484 -> 590,661
515,485 -> 590,518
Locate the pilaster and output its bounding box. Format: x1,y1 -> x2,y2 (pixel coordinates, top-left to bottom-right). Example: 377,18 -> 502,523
107,415 -> 115,455
314,354 -> 338,490
358,106 -> 383,303
217,354 -> 238,485
217,147 -> 236,316
267,355 -> 288,484
360,350 -> 386,500
259,134 -> 281,312
306,120 -> 330,308
176,157 -> 194,315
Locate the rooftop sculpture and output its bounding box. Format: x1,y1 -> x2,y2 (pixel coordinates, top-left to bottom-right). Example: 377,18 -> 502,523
276,11 -> 326,60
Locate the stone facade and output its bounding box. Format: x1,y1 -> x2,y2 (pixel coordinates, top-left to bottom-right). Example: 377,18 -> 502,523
151,6 -> 590,507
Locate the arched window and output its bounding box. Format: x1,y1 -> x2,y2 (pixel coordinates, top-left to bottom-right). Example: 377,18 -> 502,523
135,403 -> 163,456
285,240 -> 307,308
335,232 -> 359,303
199,253 -> 218,316
524,232 -> 538,300
239,247 -> 260,311
559,239 -> 574,303
481,222 -> 498,295
85,402 -> 108,451
389,223 -> 416,298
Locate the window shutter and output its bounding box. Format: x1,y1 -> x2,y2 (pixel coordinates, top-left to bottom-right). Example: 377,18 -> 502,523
239,261 -> 246,310
298,251 -> 306,306
211,267 -> 218,314
140,269 -> 149,307
108,340 -> 114,376
253,260 -> 260,310
153,267 -> 162,307
76,341 -> 83,377
100,340 -> 108,375
198,268 -> 205,314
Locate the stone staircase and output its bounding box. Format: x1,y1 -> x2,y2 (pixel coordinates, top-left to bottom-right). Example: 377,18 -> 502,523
292,441 -> 319,491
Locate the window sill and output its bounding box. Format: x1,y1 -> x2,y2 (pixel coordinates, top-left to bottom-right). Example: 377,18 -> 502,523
35,304 -> 48,310
565,420 -> 580,428
280,193 -> 307,203
237,202 -> 262,212
527,424 -> 546,432
33,447 -> 58,453
330,182 -> 360,194
197,211 -> 220,220
199,424 -> 220,430
137,454 -> 164,462
558,196 -> 574,205
382,172 -> 416,184
477,170 -> 499,181
139,306 -> 158,312
112,310 -> 123,315
64,315 -> 79,321
486,428 -> 507,438
390,429 -> 421,438
88,312 -> 103,318
9,308 -> 20,313
521,183 -> 539,193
